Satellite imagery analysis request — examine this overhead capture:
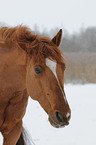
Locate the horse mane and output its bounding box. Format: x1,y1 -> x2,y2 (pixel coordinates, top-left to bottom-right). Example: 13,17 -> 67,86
0,26 -> 65,65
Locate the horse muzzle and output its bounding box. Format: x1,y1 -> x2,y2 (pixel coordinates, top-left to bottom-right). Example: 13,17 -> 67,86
49,111 -> 71,128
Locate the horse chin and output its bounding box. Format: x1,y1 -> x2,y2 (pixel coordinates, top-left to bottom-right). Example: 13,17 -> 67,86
48,114 -> 65,128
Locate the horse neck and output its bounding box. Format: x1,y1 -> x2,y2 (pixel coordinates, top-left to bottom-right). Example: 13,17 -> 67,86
0,41 -> 29,64
0,43 -> 29,90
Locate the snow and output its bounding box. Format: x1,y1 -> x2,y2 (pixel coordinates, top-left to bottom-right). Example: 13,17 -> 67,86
0,84 -> 96,145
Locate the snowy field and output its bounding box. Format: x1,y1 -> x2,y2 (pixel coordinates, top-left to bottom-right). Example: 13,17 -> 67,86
0,84 -> 96,145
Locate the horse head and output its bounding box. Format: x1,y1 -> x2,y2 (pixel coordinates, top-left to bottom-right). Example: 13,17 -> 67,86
26,29 -> 71,128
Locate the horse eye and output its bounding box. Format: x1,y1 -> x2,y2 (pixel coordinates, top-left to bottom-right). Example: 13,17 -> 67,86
35,67 -> 42,74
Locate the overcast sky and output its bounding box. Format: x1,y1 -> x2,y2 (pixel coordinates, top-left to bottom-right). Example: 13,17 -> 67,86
0,0 -> 96,33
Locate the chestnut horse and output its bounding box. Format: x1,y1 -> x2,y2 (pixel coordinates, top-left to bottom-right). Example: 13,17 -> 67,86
0,26 -> 71,145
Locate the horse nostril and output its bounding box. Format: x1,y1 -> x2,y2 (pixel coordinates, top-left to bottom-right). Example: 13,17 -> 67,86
63,117 -> 69,125
55,112 -> 64,123
63,117 -> 68,123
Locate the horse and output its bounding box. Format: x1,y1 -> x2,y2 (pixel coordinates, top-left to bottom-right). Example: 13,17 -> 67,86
0,26 -> 71,145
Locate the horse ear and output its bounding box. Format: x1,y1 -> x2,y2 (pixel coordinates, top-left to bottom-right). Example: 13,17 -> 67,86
51,29 -> 62,47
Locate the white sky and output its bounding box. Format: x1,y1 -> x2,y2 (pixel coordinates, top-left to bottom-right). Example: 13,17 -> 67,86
0,0 -> 96,34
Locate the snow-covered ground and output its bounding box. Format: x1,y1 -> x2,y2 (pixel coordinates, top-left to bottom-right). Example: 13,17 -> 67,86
0,84 -> 96,145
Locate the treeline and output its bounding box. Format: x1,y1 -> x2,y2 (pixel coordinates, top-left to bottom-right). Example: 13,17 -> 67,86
35,26 -> 96,53
0,22 -> 96,53
61,27 -> 96,53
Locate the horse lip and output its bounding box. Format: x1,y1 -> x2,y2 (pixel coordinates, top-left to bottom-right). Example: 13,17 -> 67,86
49,114 -> 65,128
